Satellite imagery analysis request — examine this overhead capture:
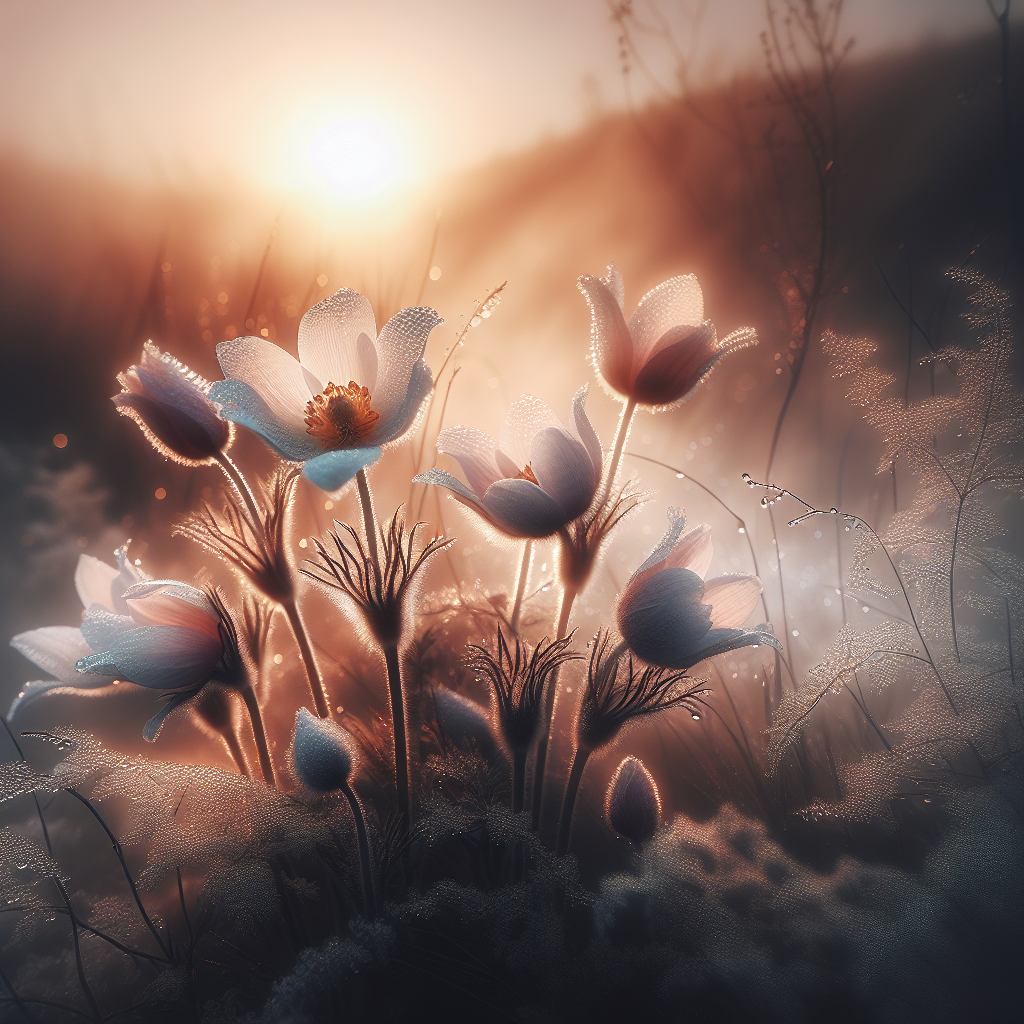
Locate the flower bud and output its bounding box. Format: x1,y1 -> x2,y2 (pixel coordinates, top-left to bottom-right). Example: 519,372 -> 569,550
432,687 -> 498,759
292,708 -> 357,792
606,756 -> 661,843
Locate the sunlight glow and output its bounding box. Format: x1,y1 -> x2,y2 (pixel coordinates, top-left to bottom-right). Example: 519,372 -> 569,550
306,116 -> 402,202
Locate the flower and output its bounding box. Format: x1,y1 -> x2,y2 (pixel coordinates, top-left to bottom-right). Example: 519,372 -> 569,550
209,288 -> 442,491
605,756 -> 661,843
577,266 -> 757,409
113,342 -> 230,464
414,387 -> 603,538
431,688 -> 499,760
617,514 -> 782,670
72,563 -> 241,740
292,707 -> 358,793
9,548 -> 146,720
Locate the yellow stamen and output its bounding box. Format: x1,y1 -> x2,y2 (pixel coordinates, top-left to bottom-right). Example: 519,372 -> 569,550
516,463 -> 540,485
304,381 -> 379,449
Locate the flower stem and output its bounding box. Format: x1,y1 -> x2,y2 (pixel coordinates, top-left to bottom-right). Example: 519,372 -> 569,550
384,642 -> 412,829
601,397 -> 637,504
241,686 -> 276,788
340,780 -> 377,919
282,596 -> 331,719
555,744 -> 592,857
512,748 -> 527,814
55,875 -> 102,1022
222,726 -> 251,778
356,467 -> 380,572
510,539 -> 533,633
530,582 -> 578,832
214,450 -> 263,530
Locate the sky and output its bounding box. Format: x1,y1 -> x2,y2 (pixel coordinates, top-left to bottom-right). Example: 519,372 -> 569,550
0,0 -> 1010,198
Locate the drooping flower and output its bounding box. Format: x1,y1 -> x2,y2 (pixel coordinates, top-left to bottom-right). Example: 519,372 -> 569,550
617,514 -> 781,671
578,265 -> 757,409
606,756 -> 661,843
414,387 -> 603,538
9,548 -> 146,719
209,288 -> 442,491
113,342 -> 231,464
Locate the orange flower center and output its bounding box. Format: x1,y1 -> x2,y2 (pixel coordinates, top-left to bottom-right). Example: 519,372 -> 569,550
304,381 -> 380,449
516,463 -> 539,485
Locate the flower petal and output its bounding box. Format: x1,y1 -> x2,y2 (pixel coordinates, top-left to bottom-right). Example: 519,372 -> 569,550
80,606 -> 137,651
499,395 -> 562,471
578,274 -> 634,396
663,523 -> 713,577
617,567 -> 712,669
143,690 -> 197,742
9,678 -> 118,720
11,626 -> 92,682
674,627 -> 782,671
368,358 -> 433,447
702,574 -> 762,629
628,274 -> 704,371
631,323 -> 717,407
601,264 -> 626,313
125,589 -> 221,642
74,555 -> 120,613
436,425 -> 502,498
209,379 -> 323,461
413,468 -> 491,517
482,478 -> 571,538
297,288 -> 378,394
571,385 -> 603,486
530,427 -> 596,521
302,447 -> 382,492
214,336 -> 312,433
76,625 -> 222,690
372,306 -> 443,426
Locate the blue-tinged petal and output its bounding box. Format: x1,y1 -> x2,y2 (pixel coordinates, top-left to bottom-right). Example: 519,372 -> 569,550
80,606 -> 136,650
617,567 -> 712,669
76,625 -> 221,690
143,690 -> 197,742
482,478 -> 569,538
293,707 -> 356,792
302,447 -> 382,492
634,514 -> 689,577
370,357 -> 433,446
209,379 -> 323,462
11,627 -> 93,682
432,688 -> 499,761
413,469 -> 490,515
9,678 -> 117,720
672,627 -> 783,671
530,426 -> 596,521
571,385 -> 603,485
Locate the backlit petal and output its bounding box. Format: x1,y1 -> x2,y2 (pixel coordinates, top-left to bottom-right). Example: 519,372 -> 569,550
11,626 -> 92,682
578,274 -> 634,395
372,306 -> 443,426
297,288 -> 378,394
571,385 -> 603,486
368,358 -> 433,446
617,567 -> 711,669
530,427 -> 596,520
76,625 -> 222,690
436,425 -> 502,497
628,274 -> 704,371
500,395 -> 561,471
209,379 -> 324,461
673,626 -> 782,671
302,447 -> 382,492
214,336 -> 312,433
9,679 -> 118,720
703,574 -> 762,629
74,555 -> 120,612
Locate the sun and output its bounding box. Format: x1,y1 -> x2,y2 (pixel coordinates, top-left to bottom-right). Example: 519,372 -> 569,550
306,116 -> 403,203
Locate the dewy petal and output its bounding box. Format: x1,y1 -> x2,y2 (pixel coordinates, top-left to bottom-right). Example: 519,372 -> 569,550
125,591 -> 221,641
601,264 -> 626,313
302,447 -> 382,492
481,478 -> 571,538
9,678 -> 117,720
570,385 -> 603,487
413,469 -> 491,519
11,626 -> 93,682
628,274 -> 704,371
297,288 -> 378,394
368,358 -> 433,447
663,523 -> 713,578
143,691 -> 197,742
578,274 -> 635,396
530,427 -> 596,521
209,379 -> 323,461
75,555 -> 120,612
76,625 -> 222,690
113,392 -> 225,464
617,567 -> 712,669
674,626 -> 782,671
134,343 -> 228,443
703,574 -> 762,629
436,425 -> 502,498
215,336 -> 313,434
372,306 -> 443,427
631,322 -> 716,407
499,395 -> 562,471
80,606 -> 137,651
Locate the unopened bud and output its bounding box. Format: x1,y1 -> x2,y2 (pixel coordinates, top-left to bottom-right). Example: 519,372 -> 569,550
292,708 -> 357,792
606,756 -> 661,843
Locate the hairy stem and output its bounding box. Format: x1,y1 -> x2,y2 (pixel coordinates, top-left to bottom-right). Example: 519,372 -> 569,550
555,744 -> 592,857
282,596 -> 330,719
340,780 -> 377,919
214,450 -> 263,530
66,789 -> 171,960
512,748 -> 527,814
510,539 -> 533,633
384,642 -> 412,829
241,686 -> 276,788
602,398 -> 638,504
222,725 -> 250,778
54,876 -> 102,1022
356,467 -> 380,571
530,583 -> 578,832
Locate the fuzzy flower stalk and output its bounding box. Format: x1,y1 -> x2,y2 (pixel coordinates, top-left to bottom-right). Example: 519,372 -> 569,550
303,510 -> 453,828
292,708 -> 375,918
578,266 -> 757,501
555,630 -> 707,856
468,628 -> 580,813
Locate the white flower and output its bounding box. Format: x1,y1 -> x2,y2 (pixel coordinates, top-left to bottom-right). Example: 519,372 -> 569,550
414,387 -> 603,538
209,288 -> 442,491
617,514 -> 781,670
578,266 -> 757,409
